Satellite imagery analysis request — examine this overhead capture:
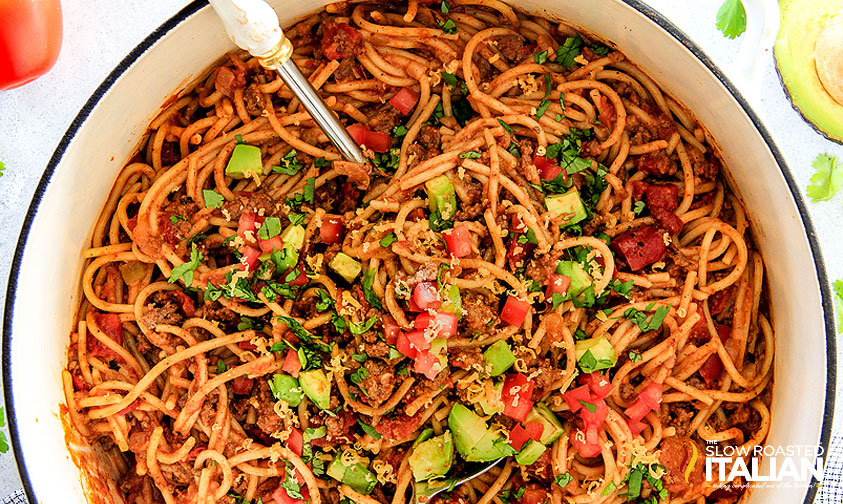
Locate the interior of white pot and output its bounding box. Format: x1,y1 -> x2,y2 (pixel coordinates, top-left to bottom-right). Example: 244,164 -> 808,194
5,1 -> 830,503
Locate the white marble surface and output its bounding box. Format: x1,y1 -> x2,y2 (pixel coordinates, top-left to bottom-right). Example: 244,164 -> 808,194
0,0 -> 840,500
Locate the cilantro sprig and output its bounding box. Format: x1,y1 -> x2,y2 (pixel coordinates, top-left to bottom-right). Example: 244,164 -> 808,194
806,153 -> 842,202
716,0 -> 747,39
169,244 -> 202,287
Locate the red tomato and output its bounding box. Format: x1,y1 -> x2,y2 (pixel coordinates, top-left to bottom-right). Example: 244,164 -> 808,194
364,130 -> 393,153
413,311 -> 458,338
413,350 -> 441,380
534,156 -> 565,182
258,235 -> 284,254
405,329 -> 431,352
282,349 -> 301,377
502,373 -> 535,422
505,238 -> 535,270
412,282 -> 441,310
699,324 -> 732,386
88,312 -> 124,360
563,384 -> 591,413
624,382 -> 662,422
382,315 -> 401,345
407,296 -> 422,312
287,428 -> 304,456
509,422 -> 545,451
172,290 -> 196,317
544,273 -> 571,300
500,296 -> 530,328
239,340 -> 258,351
237,212 -> 260,239
627,418 -> 648,436
272,486 -> 304,504
284,264 -> 308,287
443,223 -> 472,258
579,372 -> 613,399
396,332 -> 419,359
389,88 -> 419,115
570,427 -> 602,458
517,488 -> 549,504
346,123 -> 392,153
241,246 -> 261,271
320,215 -> 345,244
232,376 -> 254,395
0,0 -> 62,90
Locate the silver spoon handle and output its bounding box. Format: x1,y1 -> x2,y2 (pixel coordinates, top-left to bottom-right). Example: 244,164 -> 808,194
208,0 -> 367,164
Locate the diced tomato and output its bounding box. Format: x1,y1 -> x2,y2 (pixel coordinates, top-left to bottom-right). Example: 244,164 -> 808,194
413,350 -> 441,380
374,413 -> 424,444
346,123 -> 392,153
412,282 -> 441,310
500,296 -> 530,328
282,349 -> 301,377
232,376 -> 254,395
388,88 -> 418,115
237,212 -> 261,239
627,418 -> 648,437
171,290 -> 196,317
611,225 -> 667,271
570,427 -> 602,458
625,382 -> 663,423
510,422 -> 545,451
258,235 -> 284,254
405,329 -> 431,352
396,332 -> 419,359
93,312 -> 123,343
644,184 -> 679,211
0,0 -> 63,91
651,207 -> 684,234
517,488 -> 549,504
545,273 -> 571,300
272,485 -> 304,504
502,373 -> 535,422
364,130 -> 392,153
580,399 -> 608,428
699,324 -> 732,386
563,384 -> 592,413
624,400 -> 651,423
535,155 -> 564,182
579,372 -> 613,399
320,215 -> 345,244
241,246 -> 262,271
287,428 -> 304,457
413,311 -> 458,338
407,296 -> 422,312
509,215 -> 528,233
443,223 -> 472,258
382,315 -> 401,345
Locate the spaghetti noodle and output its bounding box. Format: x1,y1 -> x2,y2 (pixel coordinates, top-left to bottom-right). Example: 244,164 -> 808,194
63,2 -> 773,504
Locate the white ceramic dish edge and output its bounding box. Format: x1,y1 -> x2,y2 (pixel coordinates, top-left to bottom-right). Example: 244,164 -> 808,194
2,1 -> 836,503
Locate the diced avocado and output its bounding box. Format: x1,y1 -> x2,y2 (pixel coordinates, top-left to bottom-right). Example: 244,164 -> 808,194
483,341 -> 516,376
439,284 -> 462,318
408,432 -> 454,481
326,451 -> 377,495
775,0 -> 843,141
329,252 -> 362,283
429,337 -> 448,370
268,373 -> 303,407
448,403 -> 489,456
515,439 -> 547,465
414,428 -> 435,447
226,143 -> 263,180
343,463 -> 378,495
555,260 -> 592,296
478,380 -> 504,416
465,429 -> 516,462
298,369 -> 331,409
425,175 -> 458,221
525,403 -> 564,445
545,188 -> 587,225
575,336 -> 617,373
282,224 -> 306,249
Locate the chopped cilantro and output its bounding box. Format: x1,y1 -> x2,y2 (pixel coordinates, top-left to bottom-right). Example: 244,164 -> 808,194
534,50 -> 548,64
556,36 -> 584,67
273,149 -> 304,175
380,232 -> 398,247
169,244 -> 202,287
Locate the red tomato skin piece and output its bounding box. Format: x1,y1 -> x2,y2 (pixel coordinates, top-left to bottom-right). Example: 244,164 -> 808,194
282,349 -> 301,377
382,315 -> 401,345
545,273 -> 571,299
396,332 -> 419,359
502,373 -> 535,422
535,155 -> 564,182
258,235 -> 284,254
413,350 -> 441,380
443,223 -> 472,258
412,282 -> 442,310
0,0 -> 62,90
389,88 -> 419,115
241,246 -> 261,271
320,215 -> 345,244
500,296 -> 530,327
287,428 -> 304,456
413,311 -> 458,338
272,486 -> 304,504
363,130 -> 392,153
579,372 -> 613,399
232,376 -> 254,395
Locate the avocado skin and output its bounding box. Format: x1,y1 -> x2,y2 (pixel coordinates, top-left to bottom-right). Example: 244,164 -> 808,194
775,0 -> 843,143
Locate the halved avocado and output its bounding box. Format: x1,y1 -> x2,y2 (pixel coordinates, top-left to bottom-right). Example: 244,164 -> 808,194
775,0 -> 843,142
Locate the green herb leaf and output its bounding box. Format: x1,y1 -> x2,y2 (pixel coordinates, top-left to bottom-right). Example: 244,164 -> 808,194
257,216 -> 282,240
362,269 -> 384,310
349,315 -> 378,336
554,473 -> 573,488
392,125 -> 408,137
315,289 -> 335,312
534,50 -> 548,64
716,0 -> 747,39
601,481 -> 617,495
441,0 -> 450,14
633,200 -> 646,215
170,214 -> 186,224
380,232 -> 398,247
169,244 -> 203,287
556,36 -> 584,67
628,351 -> 642,363
459,150 -> 482,159
834,280 -> 843,333
357,419 -> 382,439
437,17 -> 458,34
202,189 -> 225,209
497,119 -> 514,134
806,153 -> 842,202
273,149 -> 304,175
216,359 -> 228,373
645,305 -> 670,331
578,399 -> 597,413
535,99 -> 551,120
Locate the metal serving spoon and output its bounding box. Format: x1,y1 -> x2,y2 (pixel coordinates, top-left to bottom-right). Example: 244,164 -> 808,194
208,0 -> 366,164
412,458 -> 505,504
208,0 -> 504,500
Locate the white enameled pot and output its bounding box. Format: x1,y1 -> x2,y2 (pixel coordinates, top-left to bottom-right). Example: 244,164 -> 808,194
2,1 -> 835,503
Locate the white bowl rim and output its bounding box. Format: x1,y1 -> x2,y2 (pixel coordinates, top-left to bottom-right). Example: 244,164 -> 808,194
1,1 -> 836,503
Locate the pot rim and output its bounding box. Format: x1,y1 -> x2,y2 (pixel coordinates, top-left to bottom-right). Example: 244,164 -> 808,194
2,1 -> 836,503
